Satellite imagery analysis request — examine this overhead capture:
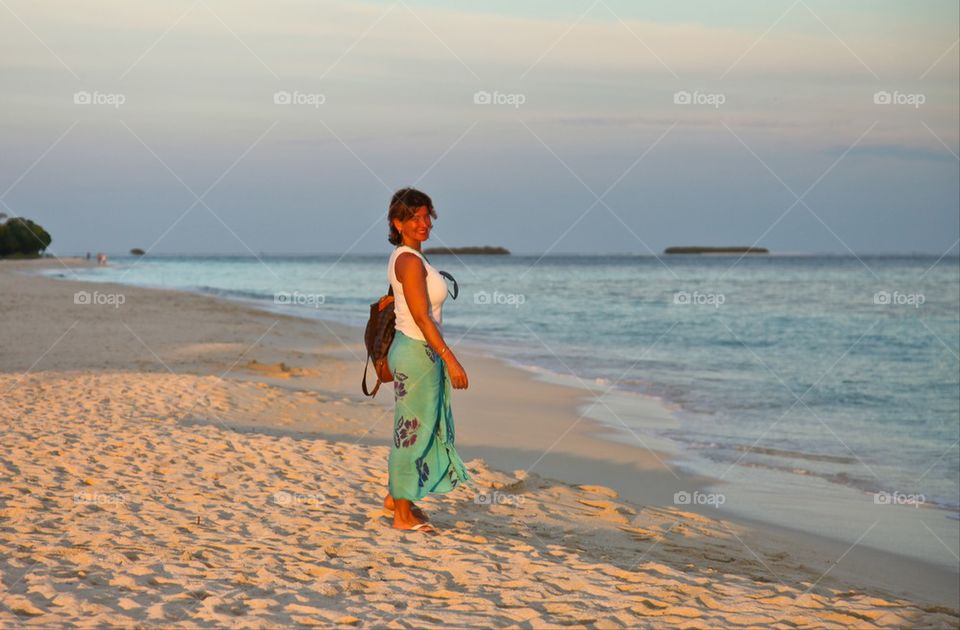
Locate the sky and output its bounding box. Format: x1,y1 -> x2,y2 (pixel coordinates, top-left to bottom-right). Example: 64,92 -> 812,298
1,0 -> 958,256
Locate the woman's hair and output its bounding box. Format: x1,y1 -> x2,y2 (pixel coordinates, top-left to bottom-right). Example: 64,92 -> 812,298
388,187 -> 436,246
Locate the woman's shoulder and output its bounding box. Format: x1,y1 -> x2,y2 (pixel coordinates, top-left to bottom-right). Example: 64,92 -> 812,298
390,245 -> 415,260
391,247 -> 426,275
392,245 -> 426,263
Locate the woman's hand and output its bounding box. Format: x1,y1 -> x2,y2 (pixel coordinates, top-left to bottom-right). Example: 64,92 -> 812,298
443,353 -> 469,389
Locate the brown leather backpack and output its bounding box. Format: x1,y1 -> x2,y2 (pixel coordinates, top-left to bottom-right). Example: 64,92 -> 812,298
361,267 -> 458,397
362,285 -> 395,397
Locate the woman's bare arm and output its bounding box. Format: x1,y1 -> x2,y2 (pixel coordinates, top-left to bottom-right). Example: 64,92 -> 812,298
395,252 -> 468,388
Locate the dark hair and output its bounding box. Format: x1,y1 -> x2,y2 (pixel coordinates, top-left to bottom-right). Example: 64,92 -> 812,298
388,187 -> 436,246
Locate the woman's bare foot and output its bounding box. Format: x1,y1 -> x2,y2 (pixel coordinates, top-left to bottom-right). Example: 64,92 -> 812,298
392,513 -> 431,530
383,494 -> 429,521
392,514 -> 438,533
389,497 -> 436,532
394,520 -> 439,534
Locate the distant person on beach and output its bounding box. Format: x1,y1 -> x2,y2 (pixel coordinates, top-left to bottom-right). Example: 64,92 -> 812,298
96,253 -> 107,266
383,187 -> 472,534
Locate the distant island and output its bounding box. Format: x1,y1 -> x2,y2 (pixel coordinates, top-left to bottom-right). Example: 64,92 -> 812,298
423,246 -> 510,255
664,246 -> 769,255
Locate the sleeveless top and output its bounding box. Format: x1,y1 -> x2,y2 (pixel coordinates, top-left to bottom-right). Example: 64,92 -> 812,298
387,245 -> 448,341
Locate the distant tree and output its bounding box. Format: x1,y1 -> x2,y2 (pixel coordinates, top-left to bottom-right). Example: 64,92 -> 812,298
0,217 -> 52,257
423,245 -> 510,255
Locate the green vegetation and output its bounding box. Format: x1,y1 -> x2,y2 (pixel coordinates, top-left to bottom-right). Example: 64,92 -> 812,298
0,214 -> 52,258
423,246 -> 510,255
664,246 -> 769,255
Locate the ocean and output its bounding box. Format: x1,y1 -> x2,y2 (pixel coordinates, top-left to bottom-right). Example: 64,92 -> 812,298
47,252 -> 960,544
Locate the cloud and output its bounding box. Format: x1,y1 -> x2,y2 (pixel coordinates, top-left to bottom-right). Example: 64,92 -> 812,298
2,0 -> 957,82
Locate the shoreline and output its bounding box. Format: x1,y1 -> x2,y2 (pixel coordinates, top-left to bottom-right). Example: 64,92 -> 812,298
37,261 -> 960,512
2,257 -> 958,625
34,260 -> 960,570
16,257 -> 960,604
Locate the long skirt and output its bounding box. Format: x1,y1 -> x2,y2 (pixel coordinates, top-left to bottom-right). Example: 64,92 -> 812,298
387,329 -> 473,500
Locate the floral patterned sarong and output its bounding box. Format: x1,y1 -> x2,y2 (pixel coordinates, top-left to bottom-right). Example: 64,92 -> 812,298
387,330 -> 473,500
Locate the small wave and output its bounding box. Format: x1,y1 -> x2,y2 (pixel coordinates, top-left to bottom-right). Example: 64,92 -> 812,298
191,285 -> 274,301
693,447 -> 959,512
732,444 -> 858,464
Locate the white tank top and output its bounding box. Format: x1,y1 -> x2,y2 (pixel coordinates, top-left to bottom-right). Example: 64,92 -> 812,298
387,245 -> 448,341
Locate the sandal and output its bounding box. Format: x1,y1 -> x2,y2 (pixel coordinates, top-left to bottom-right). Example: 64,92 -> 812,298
407,522 -> 440,535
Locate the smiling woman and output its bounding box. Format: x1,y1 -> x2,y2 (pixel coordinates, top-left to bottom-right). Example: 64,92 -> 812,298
382,187 -> 473,535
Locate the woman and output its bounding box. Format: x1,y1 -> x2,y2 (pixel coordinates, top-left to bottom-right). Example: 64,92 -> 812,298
383,187 -> 473,534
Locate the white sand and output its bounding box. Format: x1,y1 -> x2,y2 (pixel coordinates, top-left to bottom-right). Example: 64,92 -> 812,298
1,259 -> 957,628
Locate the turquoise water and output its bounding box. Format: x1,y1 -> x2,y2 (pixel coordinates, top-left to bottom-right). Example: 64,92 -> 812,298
51,253 -> 960,515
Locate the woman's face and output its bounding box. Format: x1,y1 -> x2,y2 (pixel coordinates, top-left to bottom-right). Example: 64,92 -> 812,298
394,206 -> 433,244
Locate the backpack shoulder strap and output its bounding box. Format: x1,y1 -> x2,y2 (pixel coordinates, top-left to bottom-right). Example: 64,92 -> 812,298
361,357 -> 382,397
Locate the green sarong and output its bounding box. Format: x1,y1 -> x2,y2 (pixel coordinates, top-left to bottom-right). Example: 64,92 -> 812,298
387,329 -> 473,500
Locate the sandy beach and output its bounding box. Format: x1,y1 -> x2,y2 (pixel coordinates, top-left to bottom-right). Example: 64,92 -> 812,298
1,258 -> 957,628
